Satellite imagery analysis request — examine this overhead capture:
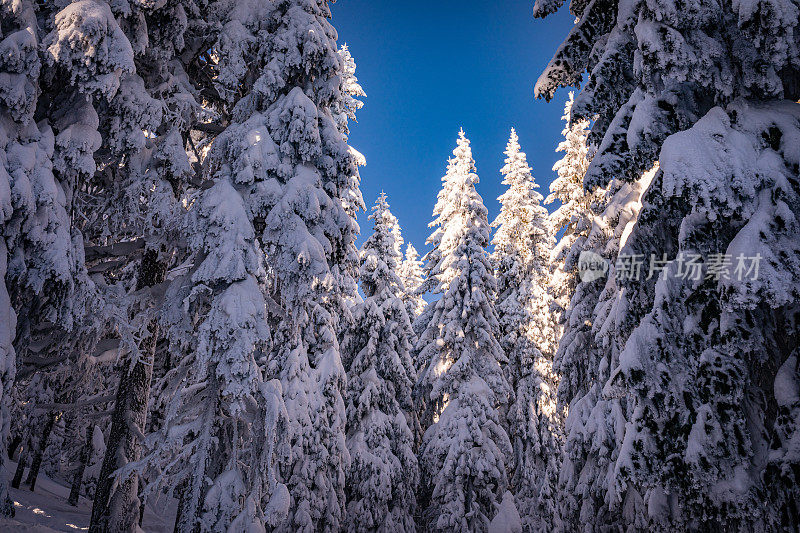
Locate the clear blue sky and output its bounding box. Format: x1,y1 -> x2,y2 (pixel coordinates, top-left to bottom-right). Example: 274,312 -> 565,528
330,0 -> 576,252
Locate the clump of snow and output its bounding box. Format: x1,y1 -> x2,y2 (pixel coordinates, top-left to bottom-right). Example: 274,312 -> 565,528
488,491 -> 522,533
44,1 -> 135,100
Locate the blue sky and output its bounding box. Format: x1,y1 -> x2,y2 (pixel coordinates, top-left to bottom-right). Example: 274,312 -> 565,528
330,0 -> 576,252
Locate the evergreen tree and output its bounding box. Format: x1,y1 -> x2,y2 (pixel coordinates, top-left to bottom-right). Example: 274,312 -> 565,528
550,171 -> 654,531
81,1 -> 205,528
398,243 -> 427,320
0,2 -> 212,530
0,0 -> 106,516
491,129 -> 559,531
545,92 -> 604,417
492,129 -> 557,361
417,131 -> 514,532
545,93 -> 597,317
205,1 -> 364,530
333,43 -> 366,308
1,1 -> 363,530
130,180 -> 289,532
342,194 -> 419,532
535,0 -> 800,529
335,44 -> 366,142
417,131 -> 475,298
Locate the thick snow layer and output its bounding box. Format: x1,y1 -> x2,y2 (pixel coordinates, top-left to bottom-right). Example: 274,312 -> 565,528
488,491 -> 522,533
1,461 -> 173,532
775,355 -> 799,407
44,0 -> 135,99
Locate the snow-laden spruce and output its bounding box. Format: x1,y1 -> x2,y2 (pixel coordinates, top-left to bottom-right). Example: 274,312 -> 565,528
417,130 -> 477,298
129,180 -> 289,532
608,103 -> 800,531
492,129 -> 557,363
341,194 -> 419,532
202,1 -> 364,530
118,3 -> 365,530
398,243 -> 427,320
538,93 -> 643,532
77,2 -> 204,529
0,0 -> 104,516
545,93 -> 599,318
334,42 -> 367,307
1,0 -> 363,530
416,131 -> 514,532
5,2 -> 210,530
545,92 -> 600,406
335,44 -> 366,142
535,0 -> 800,529
491,129 -> 560,532
551,168 -> 655,531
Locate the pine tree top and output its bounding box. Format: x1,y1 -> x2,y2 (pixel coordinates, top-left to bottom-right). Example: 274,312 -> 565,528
360,193 -> 404,298
492,129 -> 551,268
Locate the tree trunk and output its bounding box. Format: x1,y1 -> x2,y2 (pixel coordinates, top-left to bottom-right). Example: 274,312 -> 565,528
172,483 -> 184,533
68,426 -> 93,506
11,450 -> 26,489
25,412 -> 56,491
138,480 -> 146,527
89,249 -> 166,533
8,435 -> 21,460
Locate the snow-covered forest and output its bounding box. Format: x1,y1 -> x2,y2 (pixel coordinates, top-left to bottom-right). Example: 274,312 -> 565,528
0,0 -> 798,531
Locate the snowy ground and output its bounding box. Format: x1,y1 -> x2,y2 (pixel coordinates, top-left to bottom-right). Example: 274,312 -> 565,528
1,462 -> 174,532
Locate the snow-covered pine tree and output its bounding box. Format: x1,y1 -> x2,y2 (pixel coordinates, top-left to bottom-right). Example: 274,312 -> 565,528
0,0 -> 100,515
0,3 -> 305,530
535,0 -> 800,529
195,1 -> 364,530
491,129 -> 560,531
100,2 -> 290,530
415,130 -> 490,426
121,3 -> 364,529
341,193 -> 419,532
75,1 -> 208,528
544,92 -> 606,433
416,132 -> 476,299
417,131 -> 514,532
86,425 -> 107,495
129,179 -> 289,532
492,128 -> 557,363
398,243 -> 427,321
537,45 -> 657,533
333,43 -> 367,311
550,170 -> 654,531
10,371 -> 57,491
259,3 -> 361,530
69,423 -> 106,505
335,44 -> 366,143
545,93 -> 598,318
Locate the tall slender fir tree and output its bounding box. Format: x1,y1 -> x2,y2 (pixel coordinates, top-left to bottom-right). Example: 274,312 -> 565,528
398,243 -> 427,321
341,193 -> 419,532
417,131 -> 514,532
491,129 -> 560,532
